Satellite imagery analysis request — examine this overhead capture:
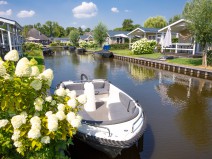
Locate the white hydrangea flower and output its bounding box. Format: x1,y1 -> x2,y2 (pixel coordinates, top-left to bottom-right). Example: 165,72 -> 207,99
0,119 -> 9,128
66,112 -> 76,123
0,61 -> 6,77
71,118 -> 81,128
41,136 -> 50,144
34,97 -> 44,111
30,79 -> 42,91
45,96 -> 52,102
14,141 -> 22,148
67,90 -> 76,99
4,50 -> 19,62
65,89 -> 71,94
31,66 -> 40,77
56,111 -> 66,121
47,114 -> 58,132
45,111 -> 53,117
15,57 -> 32,77
55,87 -> 67,97
11,114 -> 27,129
30,116 -> 41,125
28,128 -> 41,139
39,69 -> 53,86
12,129 -> 20,141
67,98 -> 77,108
57,103 -> 65,111
77,94 -> 87,104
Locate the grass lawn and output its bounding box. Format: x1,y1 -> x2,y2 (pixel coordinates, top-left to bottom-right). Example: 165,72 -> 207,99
112,49 -> 165,59
167,58 -> 202,66
24,49 -> 45,72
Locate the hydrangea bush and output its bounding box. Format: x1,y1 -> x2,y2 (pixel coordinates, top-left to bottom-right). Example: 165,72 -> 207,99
0,50 -> 86,158
22,42 -> 43,52
131,38 -> 157,54
79,41 -> 98,49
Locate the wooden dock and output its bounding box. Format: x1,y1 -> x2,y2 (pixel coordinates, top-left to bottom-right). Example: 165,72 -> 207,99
113,54 -> 212,80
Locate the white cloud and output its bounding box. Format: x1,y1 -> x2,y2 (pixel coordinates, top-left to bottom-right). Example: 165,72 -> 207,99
0,1 -> 8,5
111,7 -> 119,13
81,25 -> 86,29
72,2 -> 97,18
125,10 -> 130,12
17,10 -> 35,18
0,9 -> 12,16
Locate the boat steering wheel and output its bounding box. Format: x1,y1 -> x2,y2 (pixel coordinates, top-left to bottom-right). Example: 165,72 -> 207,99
81,74 -> 88,81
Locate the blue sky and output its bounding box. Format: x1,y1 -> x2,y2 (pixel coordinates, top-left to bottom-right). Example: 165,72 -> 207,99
0,0 -> 188,30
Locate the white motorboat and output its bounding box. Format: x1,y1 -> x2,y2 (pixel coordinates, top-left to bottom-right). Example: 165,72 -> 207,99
58,74 -> 146,158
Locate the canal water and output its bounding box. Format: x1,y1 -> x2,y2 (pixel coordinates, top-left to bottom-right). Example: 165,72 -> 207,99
44,49 -> 212,159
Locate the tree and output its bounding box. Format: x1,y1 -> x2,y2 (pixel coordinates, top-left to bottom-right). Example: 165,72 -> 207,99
78,27 -> 84,35
144,16 -> 167,28
122,19 -> 134,31
65,27 -> 77,37
84,28 -> 91,32
69,30 -> 80,46
169,15 -> 182,24
93,22 -> 108,47
183,0 -> 212,66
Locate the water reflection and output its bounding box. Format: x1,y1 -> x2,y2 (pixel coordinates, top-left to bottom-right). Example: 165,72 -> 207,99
155,71 -> 212,150
128,63 -> 156,82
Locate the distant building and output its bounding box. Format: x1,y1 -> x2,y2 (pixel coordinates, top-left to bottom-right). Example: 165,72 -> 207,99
53,37 -> 70,43
79,34 -> 93,42
0,17 -> 23,56
26,28 -> 50,45
106,31 -> 129,44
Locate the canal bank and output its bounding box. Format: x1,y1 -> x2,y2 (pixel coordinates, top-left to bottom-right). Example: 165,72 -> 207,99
113,54 -> 212,80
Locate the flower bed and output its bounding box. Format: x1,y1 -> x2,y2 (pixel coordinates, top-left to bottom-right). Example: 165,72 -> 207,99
0,50 -> 86,158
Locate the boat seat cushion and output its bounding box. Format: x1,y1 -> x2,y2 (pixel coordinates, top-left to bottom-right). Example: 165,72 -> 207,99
119,92 -> 136,114
93,80 -> 110,94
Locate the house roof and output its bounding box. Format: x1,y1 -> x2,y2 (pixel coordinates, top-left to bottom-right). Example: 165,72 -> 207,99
53,37 -> 70,41
127,27 -> 160,36
80,34 -> 93,40
27,28 -> 49,41
0,16 -> 22,30
107,30 -> 130,37
158,19 -> 188,33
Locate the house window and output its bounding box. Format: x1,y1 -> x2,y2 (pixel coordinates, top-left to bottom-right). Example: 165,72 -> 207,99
148,35 -> 156,40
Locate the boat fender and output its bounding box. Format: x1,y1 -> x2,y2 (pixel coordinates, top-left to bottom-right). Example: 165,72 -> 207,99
84,82 -> 96,112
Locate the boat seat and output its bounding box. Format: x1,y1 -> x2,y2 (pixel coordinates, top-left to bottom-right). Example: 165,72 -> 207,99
119,92 -> 136,114
64,83 -> 84,96
92,80 -> 110,95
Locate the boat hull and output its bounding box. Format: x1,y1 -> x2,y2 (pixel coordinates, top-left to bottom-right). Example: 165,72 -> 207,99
93,50 -> 114,58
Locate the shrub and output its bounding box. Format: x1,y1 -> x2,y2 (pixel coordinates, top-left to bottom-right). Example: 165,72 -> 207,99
0,50 -> 85,158
79,41 -> 88,49
110,43 -> 129,50
131,38 -> 157,54
22,42 -> 43,52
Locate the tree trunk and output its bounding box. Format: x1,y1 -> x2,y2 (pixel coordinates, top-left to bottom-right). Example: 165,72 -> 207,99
202,45 -> 208,67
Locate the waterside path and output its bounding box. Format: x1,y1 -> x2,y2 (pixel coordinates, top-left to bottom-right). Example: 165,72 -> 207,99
114,54 -> 212,80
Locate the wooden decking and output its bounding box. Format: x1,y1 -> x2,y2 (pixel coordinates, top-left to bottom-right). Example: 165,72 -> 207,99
113,54 -> 212,80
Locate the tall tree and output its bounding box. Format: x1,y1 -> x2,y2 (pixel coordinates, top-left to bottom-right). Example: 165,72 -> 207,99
84,28 -> 91,33
122,19 -> 134,31
65,27 -> 77,37
169,15 -> 182,24
78,27 -> 84,35
144,16 -> 167,28
69,30 -> 80,46
183,0 -> 212,66
93,22 -> 108,47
